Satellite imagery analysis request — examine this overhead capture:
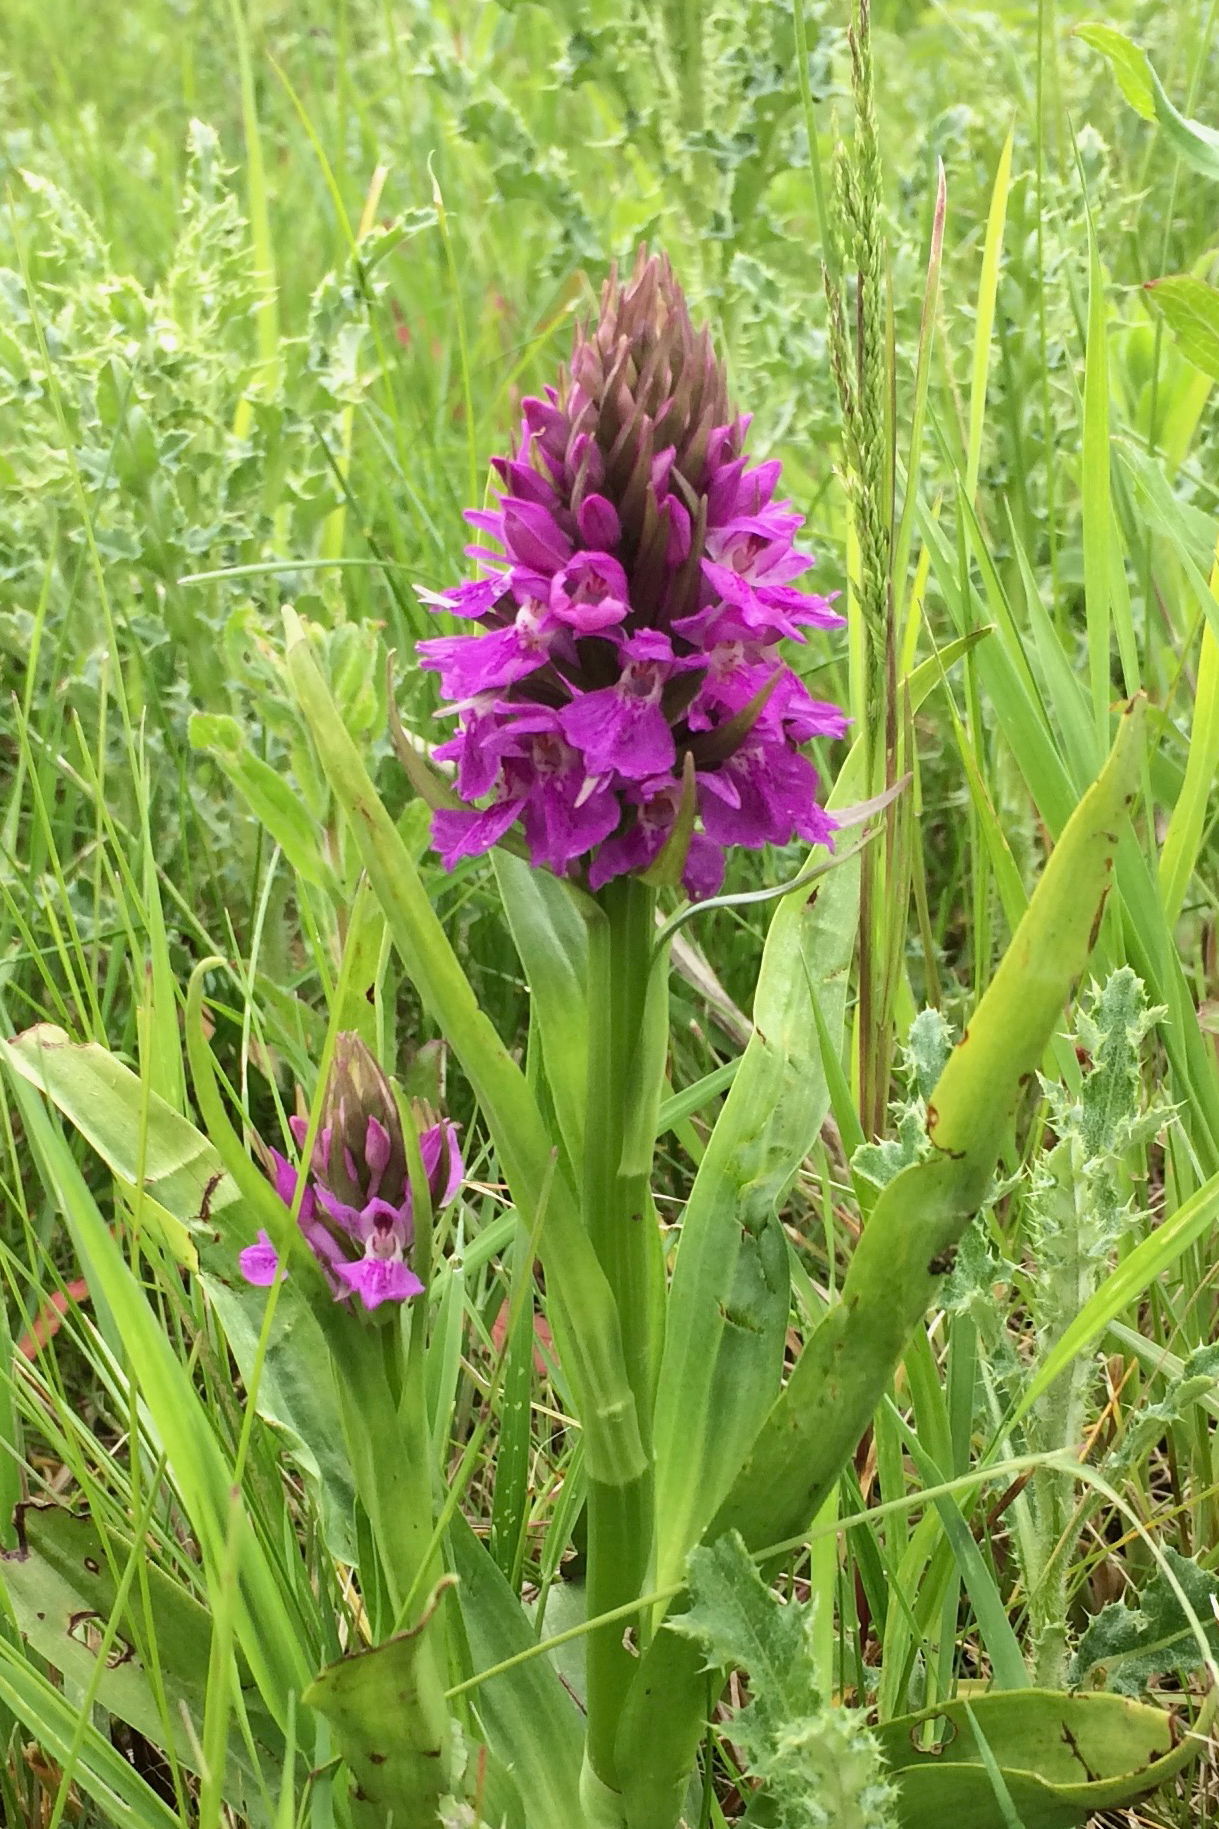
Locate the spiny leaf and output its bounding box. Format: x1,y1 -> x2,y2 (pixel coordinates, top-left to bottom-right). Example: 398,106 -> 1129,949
671,1534 -> 897,1829
671,1532 -> 817,1718
1070,1548 -> 1219,1694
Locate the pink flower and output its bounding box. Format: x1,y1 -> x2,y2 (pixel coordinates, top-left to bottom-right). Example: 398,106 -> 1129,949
416,250 -> 846,899
238,1035 -> 462,1312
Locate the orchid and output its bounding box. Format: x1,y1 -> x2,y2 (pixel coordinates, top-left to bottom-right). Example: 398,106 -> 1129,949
419,249 -> 847,900
239,1033 -> 462,1311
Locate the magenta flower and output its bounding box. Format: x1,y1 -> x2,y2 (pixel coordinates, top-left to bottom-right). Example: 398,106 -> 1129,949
239,1034 -> 462,1312
417,250 -> 847,901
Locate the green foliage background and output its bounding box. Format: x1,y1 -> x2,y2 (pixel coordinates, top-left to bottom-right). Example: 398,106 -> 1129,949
2,0 -> 1219,1823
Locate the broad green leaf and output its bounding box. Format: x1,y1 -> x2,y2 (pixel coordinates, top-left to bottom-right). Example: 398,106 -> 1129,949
650,641 -> 987,1590
0,1502 -> 279,1809
283,610 -> 645,1487
878,1688 -> 1210,1829
0,1050 -> 314,1728
713,697 -> 1144,1553
1075,24 -> 1155,119
304,1580 -> 458,1829
201,1276 -> 359,1563
5,1023 -> 241,1262
621,648 -> 1004,1826
450,1516 -> 584,1829
1078,23 -> 1219,178
1143,275 -> 1219,382
651,824 -> 857,1591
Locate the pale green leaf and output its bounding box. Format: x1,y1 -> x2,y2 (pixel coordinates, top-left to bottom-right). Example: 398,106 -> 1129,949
1143,275 -> 1219,382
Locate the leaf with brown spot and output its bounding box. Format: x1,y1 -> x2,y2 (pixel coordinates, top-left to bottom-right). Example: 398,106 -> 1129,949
304,1578 -> 462,1828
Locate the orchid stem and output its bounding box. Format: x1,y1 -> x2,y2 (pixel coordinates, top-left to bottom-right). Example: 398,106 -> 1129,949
582,875 -> 665,1809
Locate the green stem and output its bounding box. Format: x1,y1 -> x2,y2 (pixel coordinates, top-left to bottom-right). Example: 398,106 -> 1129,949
1028,1187 -> 1090,1691
582,877 -> 665,1808
328,1313 -> 458,1794
332,1317 -> 440,1620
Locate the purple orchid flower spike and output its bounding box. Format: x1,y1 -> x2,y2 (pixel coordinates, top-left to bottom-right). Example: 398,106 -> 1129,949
239,1033 -> 463,1313
416,248 -> 847,900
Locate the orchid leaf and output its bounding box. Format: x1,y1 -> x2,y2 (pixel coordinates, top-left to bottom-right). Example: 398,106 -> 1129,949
715,696 -> 1145,1552
304,1579 -> 459,1829
878,1688 -> 1210,1828
189,711 -> 337,890
4,1023 -> 237,1265
493,849 -> 589,1171
651,643 -> 985,1592
450,1516 -> 584,1829
619,700 -> 1145,1829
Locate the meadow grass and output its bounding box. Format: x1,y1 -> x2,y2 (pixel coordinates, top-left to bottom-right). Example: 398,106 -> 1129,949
1,0 -> 1218,1823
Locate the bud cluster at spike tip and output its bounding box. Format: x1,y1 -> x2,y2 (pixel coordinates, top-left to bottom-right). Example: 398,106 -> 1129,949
417,249 -> 848,901
239,1033 -> 462,1312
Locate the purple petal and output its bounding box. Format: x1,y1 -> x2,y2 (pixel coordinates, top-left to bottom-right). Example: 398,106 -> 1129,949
699,741 -> 831,851
502,502 -> 573,575
239,1232 -> 281,1287
586,780 -> 684,889
705,454 -> 748,524
418,625 -> 550,698
420,1120 -> 464,1206
682,835 -> 726,901
364,1116 -> 392,1189
269,1148 -> 299,1207
625,627 -> 676,664
269,1146 -> 317,1224
431,798 -> 526,868
315,1185 -> 365,1237
335,1257 -> 424,1310
424,575 -> 509,622
492,457 -> 559,507
522,772 -> 621,872
666,498 -> 692,565
560,689 -> 676,781
360,1195 -> 412,1245
587,822 -> 656,890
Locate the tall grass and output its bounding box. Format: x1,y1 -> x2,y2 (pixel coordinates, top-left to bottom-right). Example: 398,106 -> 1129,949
1,0 -> 1218,1823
